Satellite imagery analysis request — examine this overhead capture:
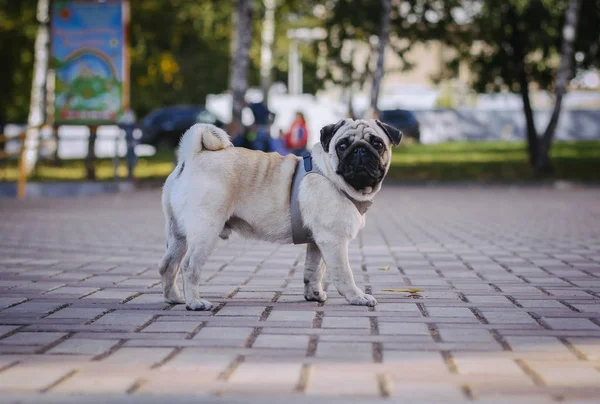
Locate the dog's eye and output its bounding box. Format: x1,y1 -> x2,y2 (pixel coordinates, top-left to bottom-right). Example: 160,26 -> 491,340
336,142 -> 348,152
372,139 -> 384,150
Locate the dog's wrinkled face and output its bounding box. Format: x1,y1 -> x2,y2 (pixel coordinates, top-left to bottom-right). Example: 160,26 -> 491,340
320,119 -> 402,196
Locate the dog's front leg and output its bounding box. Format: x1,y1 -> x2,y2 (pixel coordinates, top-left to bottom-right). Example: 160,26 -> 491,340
317,240 -> 377,307
304,242 -> 327,302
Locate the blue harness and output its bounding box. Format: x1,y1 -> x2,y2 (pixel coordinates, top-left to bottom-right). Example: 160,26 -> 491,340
289,154 -> 372,244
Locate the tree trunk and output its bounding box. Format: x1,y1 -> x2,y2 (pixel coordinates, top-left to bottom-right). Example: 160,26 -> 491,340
24,0 -> 50,175
536,0 -> 582,175
85,126 -> 97,180
230,0 -> 252,127
347,86 -> 355,119
508,5 -> 539,167
519,69 -> 539,167
260,0 -> 276,104
369,0 -> 391,117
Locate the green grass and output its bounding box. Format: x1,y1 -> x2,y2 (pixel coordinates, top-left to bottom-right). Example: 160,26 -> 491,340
1,140 -> 599,183
387,140 -> 600,182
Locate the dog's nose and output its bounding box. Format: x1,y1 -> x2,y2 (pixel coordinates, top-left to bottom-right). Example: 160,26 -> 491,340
353,147 -> 366,156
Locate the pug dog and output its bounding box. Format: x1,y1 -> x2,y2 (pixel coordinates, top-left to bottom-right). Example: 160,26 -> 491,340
159,119 -> 401,311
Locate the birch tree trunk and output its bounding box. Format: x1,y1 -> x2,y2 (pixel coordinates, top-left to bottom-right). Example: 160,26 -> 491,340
260,0 -> 276,104
369,0 -> 391,117
24,0 -> 50,175
230,0 -> 252,127
536,0 -> 582,175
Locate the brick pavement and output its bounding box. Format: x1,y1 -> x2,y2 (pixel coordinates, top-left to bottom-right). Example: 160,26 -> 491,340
0,186 -> 599,403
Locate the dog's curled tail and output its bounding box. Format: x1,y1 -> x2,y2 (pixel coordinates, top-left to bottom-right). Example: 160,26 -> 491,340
177,123 -> 233,163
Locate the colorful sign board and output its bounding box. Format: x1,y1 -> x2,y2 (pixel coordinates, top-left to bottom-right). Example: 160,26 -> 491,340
51,0 -> 129,124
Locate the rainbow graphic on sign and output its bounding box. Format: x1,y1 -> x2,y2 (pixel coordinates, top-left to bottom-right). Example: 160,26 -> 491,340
51,0 -> 129,124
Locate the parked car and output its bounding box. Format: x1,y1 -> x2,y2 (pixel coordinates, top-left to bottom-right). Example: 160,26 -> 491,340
138,105 -> 223,150
378,109 -> 420,142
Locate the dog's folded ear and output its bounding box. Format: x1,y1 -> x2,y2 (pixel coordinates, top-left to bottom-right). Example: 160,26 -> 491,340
320,119 -> 347,152
375,120 -> 402,146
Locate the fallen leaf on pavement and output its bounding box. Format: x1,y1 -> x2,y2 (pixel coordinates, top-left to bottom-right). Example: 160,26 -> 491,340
381,288 -> 424,294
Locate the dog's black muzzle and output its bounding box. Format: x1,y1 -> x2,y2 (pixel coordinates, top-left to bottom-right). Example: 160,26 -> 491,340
336,143 -> 385,191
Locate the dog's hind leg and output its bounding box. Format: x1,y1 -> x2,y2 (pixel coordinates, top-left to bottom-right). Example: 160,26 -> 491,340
180,218 -> 222,311
303,242 -> 327,302
158,198 -> 187,304
158,236 -> 186,304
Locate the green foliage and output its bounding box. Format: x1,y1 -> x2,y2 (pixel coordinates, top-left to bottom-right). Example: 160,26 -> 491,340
0,0 -> 38,122
1,0 -> 327,123
129,0 -> 235,118
320,0 -> 383,88
440,0 -> 600,93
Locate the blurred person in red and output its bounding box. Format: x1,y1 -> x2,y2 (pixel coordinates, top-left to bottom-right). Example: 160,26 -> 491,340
283,111 -> 309,156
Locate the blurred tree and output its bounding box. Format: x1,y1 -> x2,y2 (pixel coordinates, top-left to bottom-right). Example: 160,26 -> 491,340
440,0 -> 597,175
130,0 -> 235,118
370,0 -> 391,116
0,0 -> 38,123
24,0 -> 50,174
257,0 -> 323,95
230,0 -> 253,129
260,0 -> 276,103
319,0 -> 435,116
320,0 -> 382,110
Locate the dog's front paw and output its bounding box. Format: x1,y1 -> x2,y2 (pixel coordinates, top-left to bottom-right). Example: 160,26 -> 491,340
346,292 -> 377,307
304,286 -> 327,303
185,298 -> 213,311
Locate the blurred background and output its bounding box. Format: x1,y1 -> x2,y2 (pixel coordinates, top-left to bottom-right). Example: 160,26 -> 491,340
1,0 -> 599,189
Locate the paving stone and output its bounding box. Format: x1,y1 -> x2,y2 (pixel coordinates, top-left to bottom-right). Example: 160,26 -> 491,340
266,310 -> 315,322
216,306 -> 265,317
378,322 -> 430,335
516,299 -> 567,308
52,368 -> 138,393
0,332 -> 66,346
47,338 -> 117,355
316,342 -> 373,360
383,351 -> 450,381
0,297 -> 27,309
101,347 -> 172,366
438,328 -> 496,343
543,317 -> 599,330
308,364 -> 380,396
253,334 -> 309,349
566,338 -> 600,360
526,360 -> 600,387
375,303 -> 421,313
84,289 -> 138,301
1,302 -> 64,316
427,307 -> 477,318
194,326 -> 253,346
142,320 -> 200,333
0,362 -> 75,392
0,326 -> 18,338
93,311 -> 153,329
504,336 -> 574,356
321,316 -> 371,329
390,382 -> 466,401
480,311 -> 538,325
46,286 -> 99,297
227,361 -> 303,394
159,349 -> 233,372
453,355 -> 524,376
45,307 -> 106,320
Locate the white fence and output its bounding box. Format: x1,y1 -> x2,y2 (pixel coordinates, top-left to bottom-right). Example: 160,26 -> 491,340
414,109 -> 600,144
